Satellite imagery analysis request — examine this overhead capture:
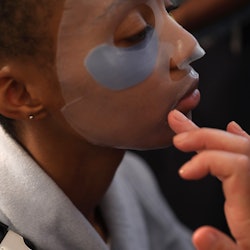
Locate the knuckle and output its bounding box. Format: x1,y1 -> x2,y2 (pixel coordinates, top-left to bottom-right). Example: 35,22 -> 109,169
236,154 -> 250,171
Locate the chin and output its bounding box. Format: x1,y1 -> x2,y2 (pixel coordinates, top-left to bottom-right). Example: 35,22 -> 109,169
85,124 -> 175,151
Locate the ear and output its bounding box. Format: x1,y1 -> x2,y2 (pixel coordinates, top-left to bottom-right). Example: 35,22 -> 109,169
0,66 -> 46,120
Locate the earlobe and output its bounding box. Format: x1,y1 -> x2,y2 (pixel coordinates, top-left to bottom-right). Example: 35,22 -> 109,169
0,66 -> 46,120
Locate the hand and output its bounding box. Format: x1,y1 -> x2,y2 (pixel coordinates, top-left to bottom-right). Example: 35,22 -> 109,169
168,109 -> 250,250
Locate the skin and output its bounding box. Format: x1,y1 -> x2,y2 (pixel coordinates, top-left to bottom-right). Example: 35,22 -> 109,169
0,0 -> 201,241
168,109 -> 250,250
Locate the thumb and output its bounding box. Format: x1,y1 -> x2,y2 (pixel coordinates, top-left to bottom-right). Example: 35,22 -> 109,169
192,226 -> 236,250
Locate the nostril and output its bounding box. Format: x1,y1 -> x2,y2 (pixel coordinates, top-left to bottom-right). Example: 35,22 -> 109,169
169,59 -> 192,81
177,44 -> 205,70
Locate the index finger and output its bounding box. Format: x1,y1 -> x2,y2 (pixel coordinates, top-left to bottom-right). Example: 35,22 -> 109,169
173,128 -> 250,155
168,109 -> 199,134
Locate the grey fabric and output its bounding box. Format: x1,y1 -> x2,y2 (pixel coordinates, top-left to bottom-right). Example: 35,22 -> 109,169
102,154 -> 195,250
0,125 -> 194,249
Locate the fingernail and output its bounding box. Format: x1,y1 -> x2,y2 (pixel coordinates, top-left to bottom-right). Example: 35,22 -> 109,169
229,121 -> 248,136
172,110 -> 189,122
178,164 -> 189,176
179,167 -> 185,176
230,121 -> 244,132
193,230 -> 218,250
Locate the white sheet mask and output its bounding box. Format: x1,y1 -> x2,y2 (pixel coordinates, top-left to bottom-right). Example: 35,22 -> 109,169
56,0 -> 205,148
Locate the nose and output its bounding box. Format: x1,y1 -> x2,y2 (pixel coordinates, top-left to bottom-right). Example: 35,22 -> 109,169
162,15 -> 205,69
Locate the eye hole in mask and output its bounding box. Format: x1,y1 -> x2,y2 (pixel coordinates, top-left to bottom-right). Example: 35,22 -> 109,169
84,3 -> 158,91
117,25 -> 154,48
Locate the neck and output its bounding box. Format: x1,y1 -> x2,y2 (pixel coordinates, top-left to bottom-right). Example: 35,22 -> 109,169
18,120 -> 125,223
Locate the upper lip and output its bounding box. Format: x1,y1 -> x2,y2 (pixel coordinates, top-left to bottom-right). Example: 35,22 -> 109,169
176,67 -> 199,102
180,79 -> 199,101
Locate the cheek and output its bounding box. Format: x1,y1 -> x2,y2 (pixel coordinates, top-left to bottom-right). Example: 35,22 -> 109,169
88,89 -> 175,149
57,68 -> 178,149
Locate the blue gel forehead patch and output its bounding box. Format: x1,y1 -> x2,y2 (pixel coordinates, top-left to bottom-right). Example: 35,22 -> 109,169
85,28 -> 158,91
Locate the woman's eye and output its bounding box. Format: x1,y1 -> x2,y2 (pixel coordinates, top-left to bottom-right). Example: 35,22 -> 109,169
123,25 -> 153,45
165,3 -> 179,13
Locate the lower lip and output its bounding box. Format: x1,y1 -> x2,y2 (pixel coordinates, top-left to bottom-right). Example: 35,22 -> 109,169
175,88 -> 201,113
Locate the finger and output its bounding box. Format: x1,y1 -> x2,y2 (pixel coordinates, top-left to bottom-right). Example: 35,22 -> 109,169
173,127 -> 250,155
179,150 -> 250,214
178,150 -> 250,181
179,150 -> 250,241
227,121 -> 250,139
168,109 -> 199,134
192,226 -> 236,250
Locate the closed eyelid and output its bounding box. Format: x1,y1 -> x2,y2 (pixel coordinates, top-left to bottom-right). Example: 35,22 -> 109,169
115,12 -> 147,39
122,25 -> 153,45
124,17 -> 147,37
116,4 -> 155,34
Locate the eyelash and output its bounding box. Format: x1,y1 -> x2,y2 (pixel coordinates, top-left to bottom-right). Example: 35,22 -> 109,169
166,4 -> 179,13
124,25 -> 153,45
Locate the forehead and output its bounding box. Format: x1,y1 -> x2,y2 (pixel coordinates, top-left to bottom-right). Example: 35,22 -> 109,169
63,0 -> 138,13
62,0 -> 170,18
60,0 -> 170,33
59,0 -> 146,37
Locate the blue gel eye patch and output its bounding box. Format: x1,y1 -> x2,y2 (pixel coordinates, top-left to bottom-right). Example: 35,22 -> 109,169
85,28 -> 158,91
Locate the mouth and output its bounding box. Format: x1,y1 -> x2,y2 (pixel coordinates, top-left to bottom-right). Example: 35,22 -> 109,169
175,71 -> 200,114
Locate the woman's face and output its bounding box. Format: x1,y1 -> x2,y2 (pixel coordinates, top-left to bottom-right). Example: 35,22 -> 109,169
55,0 -> 205,150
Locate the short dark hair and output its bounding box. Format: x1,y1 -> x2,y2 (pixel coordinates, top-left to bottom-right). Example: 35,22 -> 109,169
0,0 -> 60,138
0,0 -> 57,60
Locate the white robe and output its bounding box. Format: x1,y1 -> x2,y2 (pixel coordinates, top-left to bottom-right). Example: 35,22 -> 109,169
0,126 -> 194,250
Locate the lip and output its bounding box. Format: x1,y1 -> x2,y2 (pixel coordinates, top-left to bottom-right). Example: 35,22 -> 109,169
174,71 -> 200,114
